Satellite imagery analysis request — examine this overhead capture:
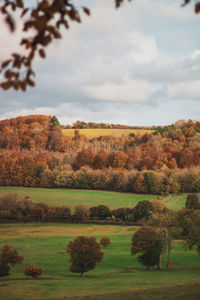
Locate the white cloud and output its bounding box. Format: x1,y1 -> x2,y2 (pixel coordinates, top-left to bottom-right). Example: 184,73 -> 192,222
0,0 -> 200,126
85,80 -> 153,102
167,80 -> 200,100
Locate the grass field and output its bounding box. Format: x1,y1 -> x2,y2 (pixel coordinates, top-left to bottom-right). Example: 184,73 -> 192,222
161,194 -> 188,211
62,128 -> 154,139
0,223 -> 200,300
0,187 -> 156,210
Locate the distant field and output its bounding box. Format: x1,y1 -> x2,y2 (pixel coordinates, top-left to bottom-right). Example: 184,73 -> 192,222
0,187 -> 156,210
0,187 -> 192,211
162,194 -> 188,211
0,223 -> 200,300
62,128 -> 154,139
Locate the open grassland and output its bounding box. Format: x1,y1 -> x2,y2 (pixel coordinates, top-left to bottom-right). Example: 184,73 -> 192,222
62,128 -> 154,139
0,223 -> 200,300
0,187 -> 156,210
0,187 -> 197,211
162,194 -> 188,211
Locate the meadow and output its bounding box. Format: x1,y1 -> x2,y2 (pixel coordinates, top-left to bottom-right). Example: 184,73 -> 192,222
62,128 -> 154,139
0,223 -> 200,300
0,187 -> 156,210
0,187 -> 191,211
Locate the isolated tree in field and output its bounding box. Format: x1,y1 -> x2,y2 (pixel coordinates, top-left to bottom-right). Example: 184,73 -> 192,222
0,0 -> 199,91
185,194 -> 200,210
24,264 -> 44,279
66,236 -> 104,278
0,243 -> 24,276
147,209 -> 177,269
100,236 -> 111,248
131,226 -> 163,270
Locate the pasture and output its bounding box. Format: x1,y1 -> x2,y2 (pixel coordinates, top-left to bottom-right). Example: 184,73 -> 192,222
62,128 -> 154,139
0,187 -> 192,211
0,187 -> 156,210
0,223 -> 200,300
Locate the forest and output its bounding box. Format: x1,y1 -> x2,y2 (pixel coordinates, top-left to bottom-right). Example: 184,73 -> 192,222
0,115 -> 199,194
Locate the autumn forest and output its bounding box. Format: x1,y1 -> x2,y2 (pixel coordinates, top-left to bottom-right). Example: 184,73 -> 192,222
0,115 -> 199,194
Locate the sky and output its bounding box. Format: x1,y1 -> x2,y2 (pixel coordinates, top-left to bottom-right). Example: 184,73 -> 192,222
0,0 -> 200,126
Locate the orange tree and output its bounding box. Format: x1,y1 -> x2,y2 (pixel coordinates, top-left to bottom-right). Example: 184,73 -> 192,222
66,236 -> 104,277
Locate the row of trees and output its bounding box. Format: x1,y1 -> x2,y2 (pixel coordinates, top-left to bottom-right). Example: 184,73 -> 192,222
63,120 -> 157,130
0,151 -> 199,193
0,192 -> 163,223
0,193 -> 199,227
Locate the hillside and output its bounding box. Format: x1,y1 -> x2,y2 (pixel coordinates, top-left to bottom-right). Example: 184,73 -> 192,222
0,115 -> 199,194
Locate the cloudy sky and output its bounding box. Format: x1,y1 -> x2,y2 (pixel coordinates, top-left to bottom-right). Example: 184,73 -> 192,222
0,0 -> 200,126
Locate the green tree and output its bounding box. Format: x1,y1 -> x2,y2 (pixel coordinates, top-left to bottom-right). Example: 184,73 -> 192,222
132,200 -> 154,222
66,236 -> 104,277
90,205 -> 111,220
50,115 -> 60,128
178,209 -> 200,255
185,194 -> 200,210
147,209 -> 177,269
131,226 -> 162,270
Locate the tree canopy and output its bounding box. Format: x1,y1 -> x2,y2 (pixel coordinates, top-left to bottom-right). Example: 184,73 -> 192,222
0,0 -> 199,91
66,236 -> 104,277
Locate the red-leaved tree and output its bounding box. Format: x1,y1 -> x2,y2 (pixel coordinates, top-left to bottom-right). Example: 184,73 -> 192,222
0,243 -> 24,276
66,236 -> 104,277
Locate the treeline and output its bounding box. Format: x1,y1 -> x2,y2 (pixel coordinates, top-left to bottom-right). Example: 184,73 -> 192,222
0,192 -> 162,224
0,116 -> 200,158
0,151 -> 199,193
62,120 -> 157,130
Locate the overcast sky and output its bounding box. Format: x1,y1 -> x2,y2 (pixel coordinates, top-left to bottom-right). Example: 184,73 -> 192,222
0,0 -> 200,126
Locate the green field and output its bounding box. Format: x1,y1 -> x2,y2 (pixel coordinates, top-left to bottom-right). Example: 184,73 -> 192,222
62,128 -> 154,139
0,187 -> 156,210
0,187 -> 193,211
162,194 -> 188,211
0,223 -> 200,300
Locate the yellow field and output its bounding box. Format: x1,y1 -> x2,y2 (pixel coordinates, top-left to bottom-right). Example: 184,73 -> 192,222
62,128 -> 154,138
0,224 -> 137,238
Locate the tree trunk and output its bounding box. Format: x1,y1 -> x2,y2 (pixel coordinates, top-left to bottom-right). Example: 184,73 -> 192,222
166,241 -> 171,270
157,253 -> 162,270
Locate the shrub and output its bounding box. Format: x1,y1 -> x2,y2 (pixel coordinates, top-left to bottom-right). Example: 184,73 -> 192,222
24,264 -> 44,279
100,236 -> 111,248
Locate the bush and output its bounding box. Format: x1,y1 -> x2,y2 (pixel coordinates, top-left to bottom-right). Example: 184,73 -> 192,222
24,264 -> 44,279
99,236 -> 111,248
